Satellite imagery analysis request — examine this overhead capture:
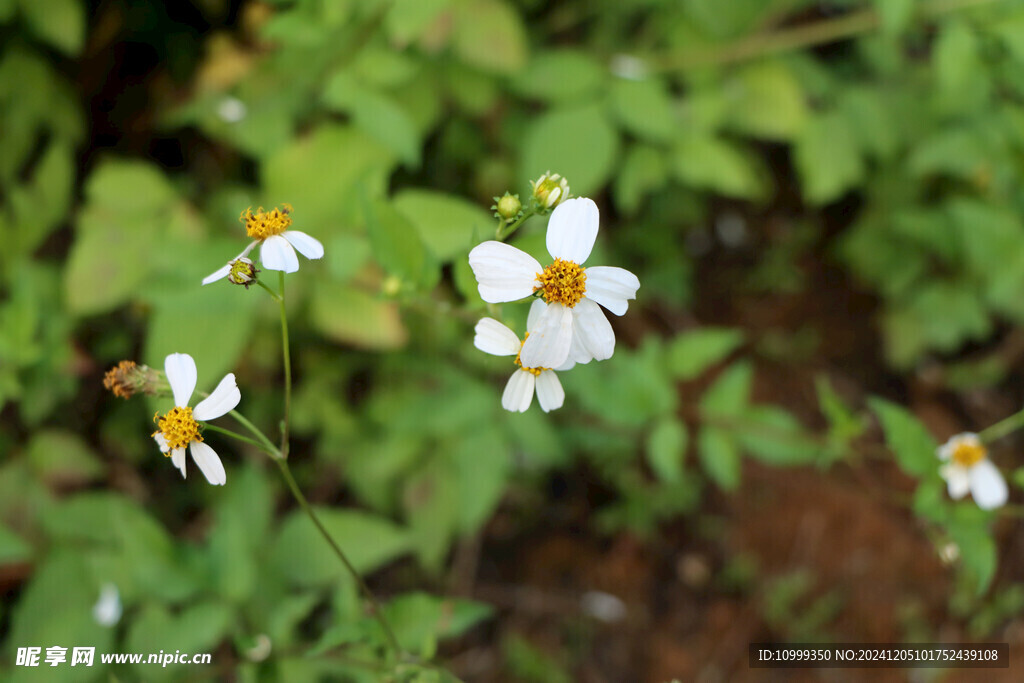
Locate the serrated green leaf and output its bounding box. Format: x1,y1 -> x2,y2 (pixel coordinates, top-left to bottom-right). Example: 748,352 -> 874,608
794,110 -> 864,205
453,0 -> 527,74
310,285 -> 407,349
698,426 -> 741,491
947,521 -> 997,596
364,197 -> 435,289
392,189 -> 493,261
646,418 -> 688,483
609,78 -> 676,143
734,405 -> 819,465
323,73 -> 421,167
512,49 -> 605,103
666,328 -> 744,380
613,144 -> 668,214
869,398 -> 937,477
725,61 -> 807,141
672,133 -> 765,199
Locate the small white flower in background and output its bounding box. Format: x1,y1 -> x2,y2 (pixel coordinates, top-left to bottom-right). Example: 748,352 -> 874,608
92,583 -> 122,627
937,432 -> 1008,510
468,197 -> 640,369
152,353 -> 240,485
216,96 -> 247,123
203,204 -> 323,284
474,300 -> 575,413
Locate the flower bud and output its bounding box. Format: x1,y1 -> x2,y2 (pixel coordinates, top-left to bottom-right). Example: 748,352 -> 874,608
492,192 -> 522,223
530,172 -> 570,210
228,257 -> 258,287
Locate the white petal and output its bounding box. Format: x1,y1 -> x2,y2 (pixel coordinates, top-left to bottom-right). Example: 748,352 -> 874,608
535,371 -> 565,412
261,234 -> 299,273
164,353 -> 197,407
584,266 -> 640,316
201,263 -> 232,286
567,329 -> 594,364
572,298 -> 616,361
92,584 -> 122,627
941,464 -> 970,499
474,318 -> 522,357
969,460 -> 1008,510
520,302 -> 573,369
171,448 -> 187,478
468,241 -> 543,303
501,370 -> 535,412
283,230 -> 324,260
546,197 -> 599,264
527,299 -> 547,330
193,373 -> 241,421
153,432 -> 170,454
190,441 -> 227,485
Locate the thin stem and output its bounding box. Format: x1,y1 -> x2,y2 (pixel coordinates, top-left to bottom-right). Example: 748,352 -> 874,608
202,424 -> 268,453
496,206 -> 537,241
979,407 -> 1024,445
279,270 -> 292,459
274,457 -> 405,659
229,409 -> 281,459
257,279 -> 282,302
650,0 -> 998,72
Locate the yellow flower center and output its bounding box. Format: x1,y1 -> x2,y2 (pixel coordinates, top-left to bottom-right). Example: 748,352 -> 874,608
242,204 -> 292,240
951,440 -> 986,468
514,333 -> 548,376
153,406 -> 202,452
535,258 -> 586,307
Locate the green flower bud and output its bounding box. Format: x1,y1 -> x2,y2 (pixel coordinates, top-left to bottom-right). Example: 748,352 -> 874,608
492,192 -> 522,223
530,171 -> 570,210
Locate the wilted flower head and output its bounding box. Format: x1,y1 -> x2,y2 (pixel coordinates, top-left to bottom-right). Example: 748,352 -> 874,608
228,257 -> 258,287
103,361 -> 159,399
530,172 -> 570,210
937,432 -> 1008,510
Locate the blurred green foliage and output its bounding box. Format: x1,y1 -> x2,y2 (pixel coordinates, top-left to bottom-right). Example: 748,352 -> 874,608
4,0 -> 1024,679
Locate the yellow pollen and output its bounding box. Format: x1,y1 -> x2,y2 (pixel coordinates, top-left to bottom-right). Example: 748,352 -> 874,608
514,333 -> 548,376
951,440 -> 986,468
153,406 -> 202,452
241,204 -> 293,240
535,258 -> 586,307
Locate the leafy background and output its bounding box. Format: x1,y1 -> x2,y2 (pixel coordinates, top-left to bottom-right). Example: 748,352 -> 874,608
5,0 -> 1024,680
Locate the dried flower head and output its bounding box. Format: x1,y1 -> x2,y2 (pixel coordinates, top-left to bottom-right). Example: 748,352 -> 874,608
103,361 -> 159,399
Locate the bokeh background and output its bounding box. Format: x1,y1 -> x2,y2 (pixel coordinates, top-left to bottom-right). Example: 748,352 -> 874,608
5,0 -> 1024,680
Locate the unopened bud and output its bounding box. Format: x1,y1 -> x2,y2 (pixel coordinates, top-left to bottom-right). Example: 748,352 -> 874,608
530,172 -> 570,210
228,257 -> 258,287
492,192 -> 522,223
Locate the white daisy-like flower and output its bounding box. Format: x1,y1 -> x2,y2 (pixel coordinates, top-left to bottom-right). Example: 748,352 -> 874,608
468,197 -> 640,369
151,353 -> 240,485
937,432 -> 1008,510
475,300 -> 575,413
203,204 -> 323,284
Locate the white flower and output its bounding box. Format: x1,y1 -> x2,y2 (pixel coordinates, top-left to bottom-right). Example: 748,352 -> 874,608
468,197 -> 640,369
474,300 -> 575,413
937,432 -> 1007,510
203,204 -> 323,284
152,353 -> 240,485
92,583 -> 122,627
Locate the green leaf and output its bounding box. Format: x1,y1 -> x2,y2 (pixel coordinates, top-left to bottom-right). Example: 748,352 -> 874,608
272,508 -> 412,587
700,361 -> 753,417
127,602 -> 232,667
947,520 -> 997,596
672,133 -> 765,199
310,285 -> 407,349
734,406 -> 819,465
646,418 -> 688,484
613,144 -> 668,214
725,61 -> 807,141
698,426 -> 741,491
19,0 -> 85,55
364,198 -> 436,289
666,328 -> 744,380
385,0 -> 452,43
452,0 -> 527,74
404,459 -> 460,572
869,398 -> 937,477
27,430 -> 104,486
322,73 -> 421,167
0,524 -> 31,564
520,103 -> 619,197
934,21 -> 977,98
6,141 -> 75,256
383,592 -> 494,656
391,189 -> 494,261
874,0 -> 915,34
608,78 -> 676,143
794,110 -> 864,204
451,430 -> 511,534
206,464 -> 272,603
511,49 -> 605,103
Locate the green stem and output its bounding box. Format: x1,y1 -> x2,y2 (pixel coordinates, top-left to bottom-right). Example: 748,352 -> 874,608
279,271 -> 292,459
229,409 -> 281,458
274,457 -> 405,659
496,206 -> 537,241
978,407 -> 1024,444
257,279 -> 282,302
202,424 -> 268,453
650,0 -> 998,72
